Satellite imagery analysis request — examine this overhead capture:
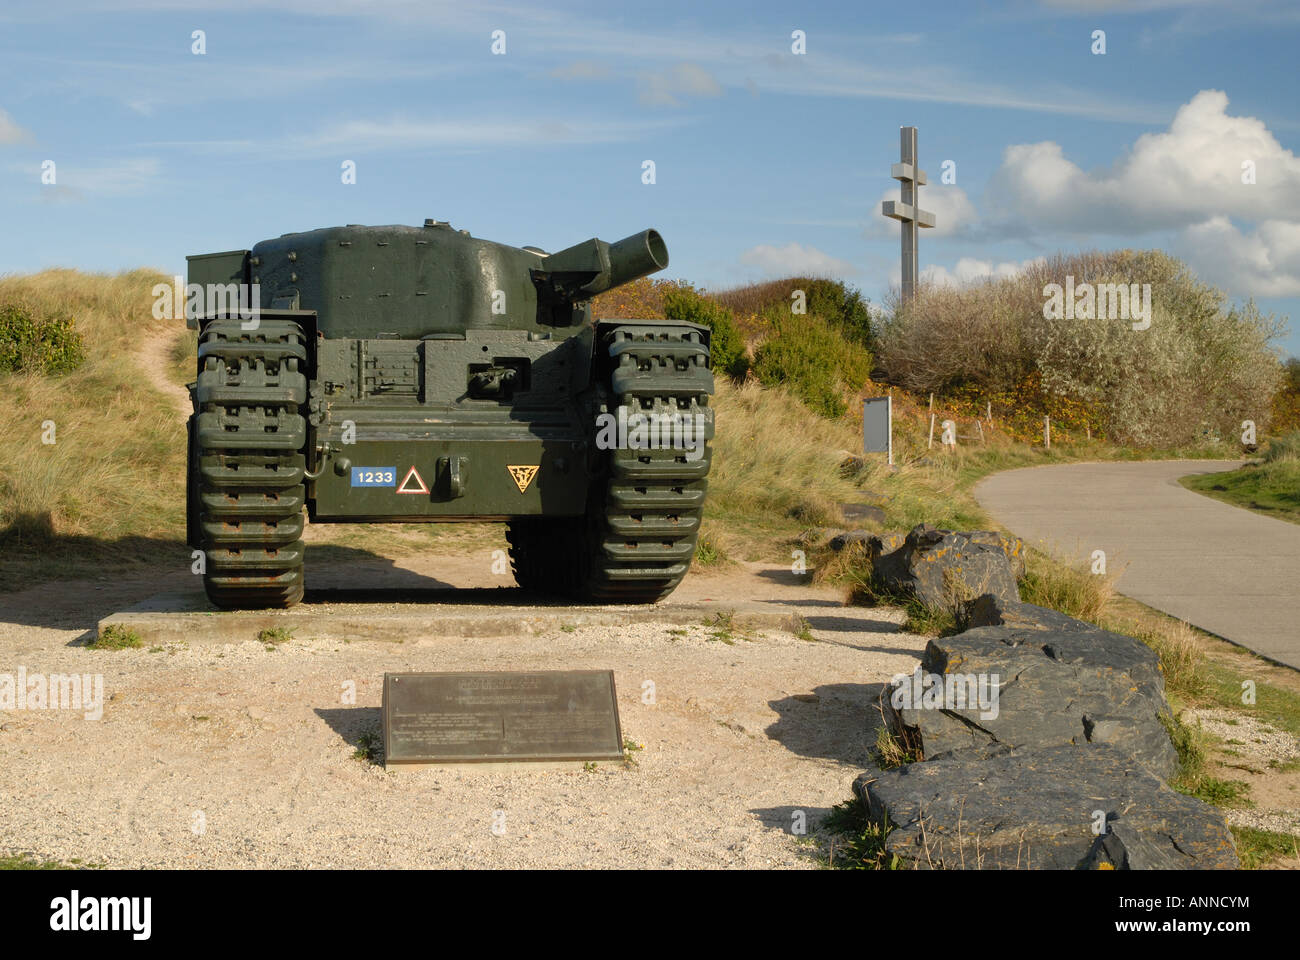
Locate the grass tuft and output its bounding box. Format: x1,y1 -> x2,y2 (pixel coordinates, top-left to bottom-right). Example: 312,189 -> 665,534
1019,552 -> 1115,623
874,723 -> 920,768
89,624 -> 142,650
352,728 -> 383,765
257,626 -> 293,646
821,798 -> 905,870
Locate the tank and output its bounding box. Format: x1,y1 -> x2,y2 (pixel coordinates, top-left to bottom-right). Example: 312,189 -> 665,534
183,222 -> 714,608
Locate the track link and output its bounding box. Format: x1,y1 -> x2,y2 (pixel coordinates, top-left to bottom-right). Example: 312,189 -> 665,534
508,322 -> 713,603
188,318 -> 309,608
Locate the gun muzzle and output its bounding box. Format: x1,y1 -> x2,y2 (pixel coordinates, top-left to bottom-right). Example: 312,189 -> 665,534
541,228 -> 669,298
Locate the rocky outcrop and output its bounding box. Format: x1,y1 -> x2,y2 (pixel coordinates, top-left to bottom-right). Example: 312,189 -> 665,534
880,621 -> 1179,778
865,524 -> 1025,613
852,530 -> 1233,869
853,744 -> 1239,870
957,593 -> 1094,632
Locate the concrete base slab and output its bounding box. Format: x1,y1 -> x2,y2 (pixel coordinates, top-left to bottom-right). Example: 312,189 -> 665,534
98,595 -> 804,646
94,559 -> 828,646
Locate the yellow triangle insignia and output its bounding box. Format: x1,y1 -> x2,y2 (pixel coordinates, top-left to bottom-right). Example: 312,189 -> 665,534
507,464 -> 540,493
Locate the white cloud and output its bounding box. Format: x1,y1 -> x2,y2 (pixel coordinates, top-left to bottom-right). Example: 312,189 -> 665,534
149,115 -> 688,158
738,242 -> 857,278
986,90 -> 1300,233
0,109 -> 31,145
875,184 -> 977,237
1177,217 -> 1300,296
638,63 -> 723,107
908,256 -> 1046,288
1,5 -> 1172,122
526,19 -> 1166,121
976,89 -> 1300,300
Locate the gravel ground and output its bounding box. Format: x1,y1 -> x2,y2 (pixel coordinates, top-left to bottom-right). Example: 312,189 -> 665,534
0,563 -> 922,868
1183,707 -> 1300,839
1182,708 -> 1300,768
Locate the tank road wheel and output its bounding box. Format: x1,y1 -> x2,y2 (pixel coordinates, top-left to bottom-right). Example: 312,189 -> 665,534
507,322 -> 714,604
188,318 -> 309,608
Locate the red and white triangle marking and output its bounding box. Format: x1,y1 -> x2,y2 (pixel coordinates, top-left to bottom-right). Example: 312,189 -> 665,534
396,465 -> 429,494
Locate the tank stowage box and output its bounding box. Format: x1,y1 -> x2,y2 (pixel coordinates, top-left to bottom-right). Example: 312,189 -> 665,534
184,222 -> 714,608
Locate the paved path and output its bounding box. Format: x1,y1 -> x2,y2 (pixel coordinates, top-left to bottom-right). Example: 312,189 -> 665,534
975,460 -> 1300,670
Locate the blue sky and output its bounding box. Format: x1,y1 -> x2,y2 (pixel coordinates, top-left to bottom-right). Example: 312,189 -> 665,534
2,0 -> 1299,356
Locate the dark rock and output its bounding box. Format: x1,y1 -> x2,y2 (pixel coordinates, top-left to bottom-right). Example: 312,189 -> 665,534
853,744 -> 1238,870
828,530 -> 872,552
867,524 -> 1025,613
838,502 -> 887,525
958,593 -> 1095,632
865,531 -> 906,563
880,623 -> 1178,778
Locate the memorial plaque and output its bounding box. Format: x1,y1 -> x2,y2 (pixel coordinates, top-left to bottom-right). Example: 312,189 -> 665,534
382,670 -> 623,765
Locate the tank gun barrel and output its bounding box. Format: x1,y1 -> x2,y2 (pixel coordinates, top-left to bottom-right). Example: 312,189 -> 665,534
538,228 -> 669,299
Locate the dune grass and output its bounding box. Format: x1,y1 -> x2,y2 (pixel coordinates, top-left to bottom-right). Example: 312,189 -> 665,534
703,378 -> 873,557
0,269 -> 190,588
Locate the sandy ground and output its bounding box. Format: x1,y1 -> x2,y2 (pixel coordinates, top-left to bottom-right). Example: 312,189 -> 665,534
1183,708 -> 1300,840
0,559 -> 922,868
139,325 -> 192,417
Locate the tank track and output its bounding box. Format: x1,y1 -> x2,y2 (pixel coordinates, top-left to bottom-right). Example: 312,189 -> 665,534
508,322 -> 713,603
189,317 -> 309,608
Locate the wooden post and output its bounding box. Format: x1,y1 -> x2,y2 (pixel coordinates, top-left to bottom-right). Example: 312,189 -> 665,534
928,392 -> 934,412
928,413 -> 936,450
986,400 -> 992,424
976,419 -> 985,444
1044,416 -> 1051,449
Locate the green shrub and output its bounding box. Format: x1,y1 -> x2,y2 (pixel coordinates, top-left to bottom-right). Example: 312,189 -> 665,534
803,278 -> 873,348
751,308 -> 872,418
662,286 -> 749,379
0,300 -> 86,375
712,277 -> 874,348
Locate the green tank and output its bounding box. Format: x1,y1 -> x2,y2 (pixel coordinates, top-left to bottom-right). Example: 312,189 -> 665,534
184,222 -> 714,608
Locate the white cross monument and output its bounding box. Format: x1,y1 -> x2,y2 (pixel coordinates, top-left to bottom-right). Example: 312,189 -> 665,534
881,126 -> 936,301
